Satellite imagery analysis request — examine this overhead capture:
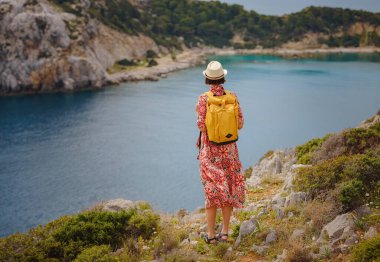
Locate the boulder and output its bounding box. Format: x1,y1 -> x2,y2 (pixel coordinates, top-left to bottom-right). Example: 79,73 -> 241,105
251,244 -> 269,255
273,206 -> 285,220
317,213 -> 355,244
272,194 -> 286,207
364,226 -> 378,239
265,229 -> 277,244
354,205 -> 372,218
274,249 -> 288,262
290,228 -> 305,241
274,155 -> 282,174
235,218 -> 258,247
176,208 -> 189,218
285,191 -> 307,207
344,234 -> 358,245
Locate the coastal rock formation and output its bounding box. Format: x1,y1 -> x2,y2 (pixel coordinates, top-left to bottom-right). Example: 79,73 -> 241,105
0,0 -> 161,94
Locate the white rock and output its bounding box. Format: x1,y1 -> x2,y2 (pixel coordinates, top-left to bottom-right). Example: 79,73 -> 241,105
317,213 -> 354,244
290,228 -> 305,240
364,226 -> 378,239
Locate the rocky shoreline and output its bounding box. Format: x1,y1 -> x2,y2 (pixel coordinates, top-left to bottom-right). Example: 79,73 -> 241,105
107,46 -> 380,86
2,46 -> 379,97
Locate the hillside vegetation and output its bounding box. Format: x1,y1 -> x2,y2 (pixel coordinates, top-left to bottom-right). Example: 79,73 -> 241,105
1,112 -> 379,261
48,0 -> 380,48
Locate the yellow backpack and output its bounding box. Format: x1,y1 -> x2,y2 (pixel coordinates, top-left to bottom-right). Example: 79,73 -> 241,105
204,90 -> 239,145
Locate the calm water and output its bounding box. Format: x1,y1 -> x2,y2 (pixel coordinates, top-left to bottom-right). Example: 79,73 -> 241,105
1,54 -> 380,237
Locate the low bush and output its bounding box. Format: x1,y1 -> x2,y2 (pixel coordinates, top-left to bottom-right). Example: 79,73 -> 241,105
146,50 -> 158,59
153,221 -> 188,257
338,179 -> 366,209
286,241 -> 313,262
116,59 -> 137,66
0,208 -> 160,261
303,200 -> 340,232
163,248 -> 199,262
295,151 -> 380,210
244,166 -> 253,180
74,245 -> 112,262
351,234 -> 380,262
295,135 -> 331,164
315,124 -> 380,163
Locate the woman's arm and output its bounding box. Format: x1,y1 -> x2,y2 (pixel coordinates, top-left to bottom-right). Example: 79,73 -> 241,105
196,95 -> 207,133
236,95 -> 244,130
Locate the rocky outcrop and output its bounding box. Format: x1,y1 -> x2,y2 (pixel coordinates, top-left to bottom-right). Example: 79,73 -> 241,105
317,213 -> 355,245
0,0 -> 161,94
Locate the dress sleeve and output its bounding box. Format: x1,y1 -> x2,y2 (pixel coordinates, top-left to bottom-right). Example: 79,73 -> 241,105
235,94 -> 244,129
196,94 -> 207,131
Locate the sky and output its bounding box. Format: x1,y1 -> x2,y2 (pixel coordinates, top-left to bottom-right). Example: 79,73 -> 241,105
219,0 -> 380,15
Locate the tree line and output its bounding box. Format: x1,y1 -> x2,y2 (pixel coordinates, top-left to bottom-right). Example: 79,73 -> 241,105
49,0 -> 380,48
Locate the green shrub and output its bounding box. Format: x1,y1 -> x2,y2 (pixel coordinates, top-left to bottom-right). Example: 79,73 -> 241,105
126,210 -> 160,239
74,245 -> 112,262
295,152 -> 380,210
339,179 -> 366,209
53,210 -> 133,247
244,166 -> 253,180
0,215 -> 71,261
116,59 -> 137,66
351,234 -> 380,262
316,125 -> 380,162
154,223 -> 182,256
0,209 -> 159,261
53,209 -> 158,259
231,224 -> 240,238
343,126 -> 380,155
295,135 -> 331,164
146,50 -> 158,58
148,59 -> 158,67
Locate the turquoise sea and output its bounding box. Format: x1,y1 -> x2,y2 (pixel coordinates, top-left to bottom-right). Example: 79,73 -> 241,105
1,53 -> 380,237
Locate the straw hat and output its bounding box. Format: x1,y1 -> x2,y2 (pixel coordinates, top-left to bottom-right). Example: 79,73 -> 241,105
202,61 -> 227,80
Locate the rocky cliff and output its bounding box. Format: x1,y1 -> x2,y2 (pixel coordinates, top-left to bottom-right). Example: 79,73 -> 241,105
0,0 -> 162,94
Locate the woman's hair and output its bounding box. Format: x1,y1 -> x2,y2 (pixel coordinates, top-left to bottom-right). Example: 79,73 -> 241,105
205,77 -> 225,85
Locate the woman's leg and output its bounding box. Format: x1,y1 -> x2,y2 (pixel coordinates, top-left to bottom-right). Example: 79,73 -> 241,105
206,205 -> 217,239
221,205 -> 233,239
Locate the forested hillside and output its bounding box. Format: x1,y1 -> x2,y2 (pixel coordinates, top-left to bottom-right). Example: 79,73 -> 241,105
49,0 -> 380,48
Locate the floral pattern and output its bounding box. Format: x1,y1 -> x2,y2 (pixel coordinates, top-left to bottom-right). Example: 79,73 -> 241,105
196,84 -> 246,209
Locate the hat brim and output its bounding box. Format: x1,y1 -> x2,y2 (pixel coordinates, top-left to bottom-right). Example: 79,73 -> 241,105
202,69 -> 228,80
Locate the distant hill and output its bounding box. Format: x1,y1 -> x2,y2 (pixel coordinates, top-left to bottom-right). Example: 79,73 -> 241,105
49,0 -> 380,48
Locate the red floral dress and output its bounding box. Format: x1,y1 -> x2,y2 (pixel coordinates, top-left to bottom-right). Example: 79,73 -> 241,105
196,84 -> 246,209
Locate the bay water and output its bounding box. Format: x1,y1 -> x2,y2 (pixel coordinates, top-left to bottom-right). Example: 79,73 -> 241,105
1,53 -> 380,237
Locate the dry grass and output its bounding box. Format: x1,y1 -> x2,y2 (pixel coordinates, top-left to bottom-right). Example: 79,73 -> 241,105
285,241 -> 313,262
154,220 -> 189,257
246,183 -> 282,203
303,199 -> 341,232
163,246 -> 200,262
261,176 -> 284,186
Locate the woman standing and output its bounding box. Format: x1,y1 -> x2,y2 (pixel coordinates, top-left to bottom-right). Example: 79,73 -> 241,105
196,61 -> 246,244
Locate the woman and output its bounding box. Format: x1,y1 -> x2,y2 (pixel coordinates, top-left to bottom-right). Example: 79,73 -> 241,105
196,61 -> 246,244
